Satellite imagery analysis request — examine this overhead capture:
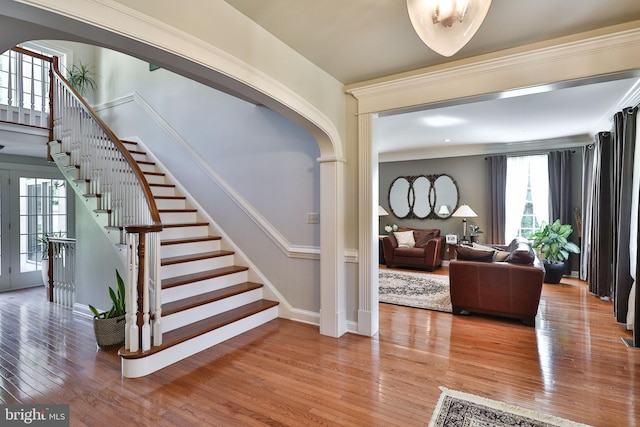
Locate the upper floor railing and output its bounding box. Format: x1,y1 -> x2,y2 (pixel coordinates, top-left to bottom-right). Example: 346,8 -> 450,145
0,47 -> 53,133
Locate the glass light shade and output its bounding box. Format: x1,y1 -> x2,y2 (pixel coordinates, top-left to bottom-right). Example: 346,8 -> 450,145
438,205 -> 450,215
406,0 -> 492,57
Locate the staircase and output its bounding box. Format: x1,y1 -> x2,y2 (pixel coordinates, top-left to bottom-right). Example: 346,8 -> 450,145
49,138 -> 279,377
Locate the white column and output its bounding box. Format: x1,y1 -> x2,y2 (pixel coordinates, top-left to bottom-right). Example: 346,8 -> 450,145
357,113 -> 379,336
318,156 -> 347,338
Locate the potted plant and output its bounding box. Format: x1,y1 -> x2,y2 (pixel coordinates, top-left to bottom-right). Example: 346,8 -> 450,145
89,269 -> 126,348
66,61 -> 97,96
529,219 -> 580,284
469,225 -> 483,243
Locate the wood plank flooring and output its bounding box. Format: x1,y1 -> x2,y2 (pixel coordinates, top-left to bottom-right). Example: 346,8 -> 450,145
0,269 -> 638,426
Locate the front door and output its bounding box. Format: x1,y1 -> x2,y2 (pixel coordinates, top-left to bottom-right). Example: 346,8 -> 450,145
0,169 -> 68,291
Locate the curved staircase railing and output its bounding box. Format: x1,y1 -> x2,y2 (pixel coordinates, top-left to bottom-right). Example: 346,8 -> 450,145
49,54 -> 164,351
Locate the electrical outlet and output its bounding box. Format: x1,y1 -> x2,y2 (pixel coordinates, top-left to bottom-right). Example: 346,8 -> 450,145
307,213 -> 320,224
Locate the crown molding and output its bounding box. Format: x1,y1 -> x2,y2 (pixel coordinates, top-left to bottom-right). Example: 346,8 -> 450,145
347,21 -> 640,115
378,135 -> 593,163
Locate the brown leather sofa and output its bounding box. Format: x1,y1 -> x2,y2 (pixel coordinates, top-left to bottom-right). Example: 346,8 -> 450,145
382,228 -> 445,271
448,238 -> 544,326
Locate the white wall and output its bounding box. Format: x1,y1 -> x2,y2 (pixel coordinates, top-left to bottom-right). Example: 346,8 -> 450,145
89,46 -> 325,313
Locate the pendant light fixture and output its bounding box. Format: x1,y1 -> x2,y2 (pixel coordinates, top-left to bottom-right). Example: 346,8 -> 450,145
406,0 -> 492,57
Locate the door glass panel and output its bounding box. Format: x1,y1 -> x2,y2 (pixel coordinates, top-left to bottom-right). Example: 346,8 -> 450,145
19,177 -> 67,273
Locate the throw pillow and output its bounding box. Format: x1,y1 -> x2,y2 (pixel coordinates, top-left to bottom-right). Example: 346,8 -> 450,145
456,245 -> 494,262
414,230 -> 435,248
394,231 -> 415,248
472,243 -> 510,262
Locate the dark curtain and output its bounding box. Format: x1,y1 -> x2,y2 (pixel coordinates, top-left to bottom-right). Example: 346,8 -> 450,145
548,150 -> 573,274
589,131 -> 613,298
613,107 -> 637,322
580,145 -> 595,281
486,155 -> 506,244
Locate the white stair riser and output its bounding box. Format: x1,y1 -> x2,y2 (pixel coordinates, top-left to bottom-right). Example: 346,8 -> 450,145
155,198 -> 186,210
121,306 -> 278,378
163,288 -> 263,333
162,271 -> 249,303
160,211 -> 197,223
144,174 -> 166,185
130,152 -> 147,162
151,186 -> 176,197
161,225 -> 209,240
138,163 -> 157,173
160,240 -> 221,258
161,255 -> 234,279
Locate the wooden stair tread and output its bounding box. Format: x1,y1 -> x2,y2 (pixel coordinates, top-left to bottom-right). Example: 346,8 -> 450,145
162,282 -> 263,316
119,299 -> 278,359
161,236 -> 221,246
162,222 -> 209,228
144,171 -> 165,177
161,265 -> 248,289
159,209 -> 197,213
154,195 -> 186,200
161,250 -> 234,266
149,183 -> 175,188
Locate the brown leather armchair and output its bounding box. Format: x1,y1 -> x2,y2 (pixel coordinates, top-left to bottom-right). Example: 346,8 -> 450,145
382,228 -> 445,271
448,239 -> 544,326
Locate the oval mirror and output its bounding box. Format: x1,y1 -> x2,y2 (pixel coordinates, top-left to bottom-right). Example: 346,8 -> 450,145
412,176 -> 431,219
433,174 -> 459,218
388,177 -> 411,218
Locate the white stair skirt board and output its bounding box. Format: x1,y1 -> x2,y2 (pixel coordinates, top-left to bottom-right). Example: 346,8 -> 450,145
121,306 -> 279,378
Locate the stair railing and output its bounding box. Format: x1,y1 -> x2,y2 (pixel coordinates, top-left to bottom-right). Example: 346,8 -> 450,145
0,47 -> 53,131
45,237 -> 77,308
50,59 -> 163,353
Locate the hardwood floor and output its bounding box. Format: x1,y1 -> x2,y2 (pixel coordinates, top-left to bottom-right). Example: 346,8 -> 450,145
0,269 -> 638,426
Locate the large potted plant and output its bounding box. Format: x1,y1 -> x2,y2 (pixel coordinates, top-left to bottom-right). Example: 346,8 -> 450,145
529,219 -> 580,284
89,270 -> 126,348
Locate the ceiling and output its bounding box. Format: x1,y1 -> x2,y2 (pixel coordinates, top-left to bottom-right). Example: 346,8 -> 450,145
223,0 -> 640,161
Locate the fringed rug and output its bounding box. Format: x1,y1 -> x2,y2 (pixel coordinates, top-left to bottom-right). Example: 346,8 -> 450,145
429,388 -> 592,427
378,270 -> 452,312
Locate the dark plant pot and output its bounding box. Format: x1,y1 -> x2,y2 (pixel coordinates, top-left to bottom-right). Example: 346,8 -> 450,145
543,260 -> 565,284
93,314 -> 125,348
470,236 -> 478,244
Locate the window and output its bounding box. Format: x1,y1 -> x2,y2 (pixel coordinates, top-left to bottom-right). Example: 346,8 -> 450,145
505,155 -> 549,242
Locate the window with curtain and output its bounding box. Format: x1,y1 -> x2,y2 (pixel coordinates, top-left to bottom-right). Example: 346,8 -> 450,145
505,155 -> 549,241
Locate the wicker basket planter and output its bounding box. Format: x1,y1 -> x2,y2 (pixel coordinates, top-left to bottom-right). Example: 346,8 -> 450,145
93,314 -> 125,348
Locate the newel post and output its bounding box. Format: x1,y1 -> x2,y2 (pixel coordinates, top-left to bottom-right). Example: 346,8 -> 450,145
125,224 -> 163,353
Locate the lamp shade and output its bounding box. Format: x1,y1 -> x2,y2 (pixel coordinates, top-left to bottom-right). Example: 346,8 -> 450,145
406,0 -> 492,57
452,204 -> 477,218
437,205 -> 450,216
378,205 -> 390,216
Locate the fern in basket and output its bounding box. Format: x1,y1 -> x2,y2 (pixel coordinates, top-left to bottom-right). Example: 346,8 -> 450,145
89,270 -> 126,319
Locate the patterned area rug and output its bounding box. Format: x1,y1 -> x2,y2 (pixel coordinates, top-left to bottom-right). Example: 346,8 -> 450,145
378,270 -> 452,312
429,388 -> 592,427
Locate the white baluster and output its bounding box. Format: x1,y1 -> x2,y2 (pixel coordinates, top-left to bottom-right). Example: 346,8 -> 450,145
125,233 -> 139,352
153,233 -> 162,346
141,233 -> 151,352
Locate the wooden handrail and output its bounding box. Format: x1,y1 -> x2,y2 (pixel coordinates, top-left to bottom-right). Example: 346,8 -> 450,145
50,60 -> 162,227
